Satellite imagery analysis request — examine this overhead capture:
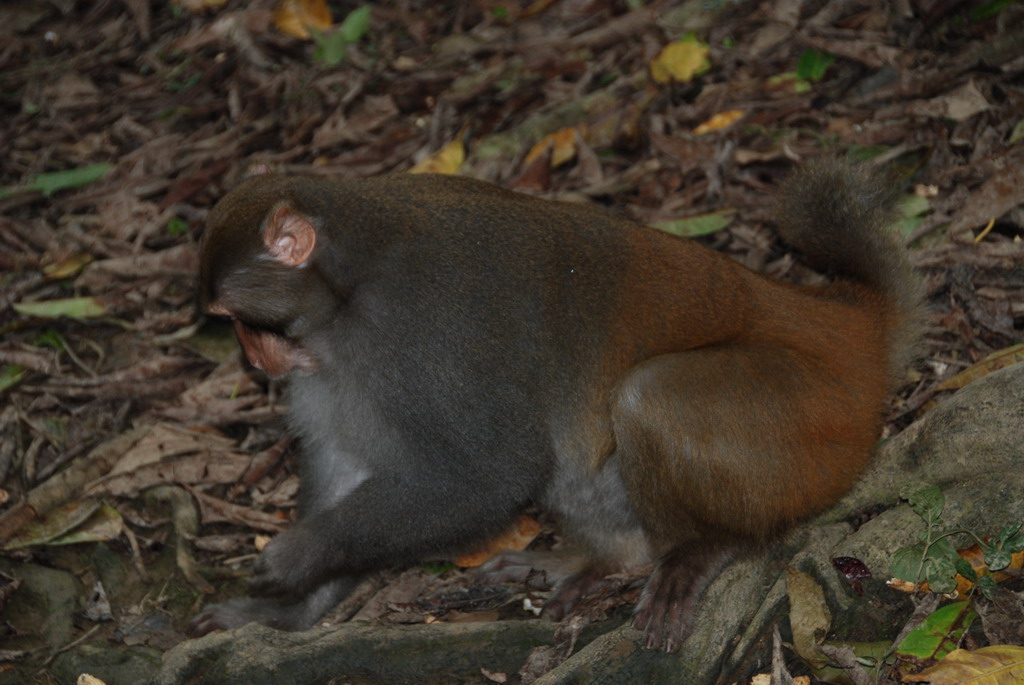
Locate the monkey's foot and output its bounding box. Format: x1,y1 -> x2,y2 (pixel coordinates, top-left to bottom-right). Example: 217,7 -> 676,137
631,545 -> 734,652
479,552 -> 649,626
476,549 -> 587,590
248,525 -> 323,597
189,596 -> 314,636
188,576 -> 359,637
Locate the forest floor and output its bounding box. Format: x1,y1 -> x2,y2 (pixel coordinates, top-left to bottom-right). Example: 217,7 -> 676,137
1,1 -> 1023,684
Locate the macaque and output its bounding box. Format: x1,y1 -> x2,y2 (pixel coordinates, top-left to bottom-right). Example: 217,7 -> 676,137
191,159 -> 922,651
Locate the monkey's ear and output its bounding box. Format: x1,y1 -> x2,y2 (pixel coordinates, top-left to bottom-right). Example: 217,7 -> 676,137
263,205 -> 316,267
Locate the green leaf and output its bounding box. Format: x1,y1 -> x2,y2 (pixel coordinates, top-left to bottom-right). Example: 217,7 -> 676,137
313,5 -> 371,67
975,575 -> 998,599
312,27 -> 348,67
3,499 -> 101,550
846,144 -> 892,162
892,542 -> 926,583
811,641 -> 891,683
894,195 -> 931,237
995,522 -> 1022,544
1010,119 -> 1024,144
971,0 -> 1015,20
183,318 -> 244,364
28,163 -> 112,197
923,538 -> 959,591
1004,532 -> 1024,553
984,547 -> 1012,571
48,505 -> 124,546
422,561 -> 455,574
895,601 -> 976,661
7,501 -> 123,549
905,485 -> 944,521
166,73 -> 201,93
340,6 -> 371,43
34,329 -> 67,351
899,194 -> 931,219
13,296 -> 107,320
652,209 -> 735,237
925,566 -> 957,594
796,49 -> 835,82
166,216 -> 189,236
0,365 -> 26,393
953,557 -> 977,582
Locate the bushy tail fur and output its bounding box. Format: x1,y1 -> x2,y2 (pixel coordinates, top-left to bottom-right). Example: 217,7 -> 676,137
776,157 -> 926,377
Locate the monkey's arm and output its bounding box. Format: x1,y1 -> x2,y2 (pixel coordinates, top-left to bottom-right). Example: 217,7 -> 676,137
249,462 -> 525,598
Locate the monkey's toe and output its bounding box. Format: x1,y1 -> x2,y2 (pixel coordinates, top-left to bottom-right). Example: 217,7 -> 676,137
631,544 -> 735,652
188,600 -> 256,637
542,568 -> 617,620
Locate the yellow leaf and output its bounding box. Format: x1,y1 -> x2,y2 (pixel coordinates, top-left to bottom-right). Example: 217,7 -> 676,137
42,253 -> 93,280
454,515 -> 542,568
274,0 -> 332,40
935,344 -> 1024,392
409,136 -> 466,175
904,645 -> 1024,684
785,567 -> 832,670
524,126 -> 584,169
694,109 -> 745,135
650,37 -> 710,84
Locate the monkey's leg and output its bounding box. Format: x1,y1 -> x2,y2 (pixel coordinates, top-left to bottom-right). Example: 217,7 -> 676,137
534,454 -> 653,618
474,437 -> 654,616
189,574 -> 361,636
611,343 -> 873,650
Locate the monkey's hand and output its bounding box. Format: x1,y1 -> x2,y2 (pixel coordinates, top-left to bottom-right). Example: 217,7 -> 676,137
249,526 -> 329,597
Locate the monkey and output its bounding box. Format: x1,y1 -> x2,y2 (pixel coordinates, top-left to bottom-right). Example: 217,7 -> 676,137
189,159 -> 923,651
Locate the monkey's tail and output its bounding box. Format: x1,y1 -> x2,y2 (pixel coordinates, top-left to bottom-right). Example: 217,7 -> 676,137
775,157 -> 926,377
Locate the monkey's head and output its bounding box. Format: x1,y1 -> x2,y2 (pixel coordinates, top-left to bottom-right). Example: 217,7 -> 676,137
199,173 -> 332,378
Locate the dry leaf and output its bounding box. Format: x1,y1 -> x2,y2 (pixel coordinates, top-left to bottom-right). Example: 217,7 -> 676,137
906,80 -> 990,122
254,534 -> 272,551
274,0 -> 332,40
77,674 -> 109,685
525,127 -> 584,169
454,515 -> 542,568
694,109 -> 745,135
